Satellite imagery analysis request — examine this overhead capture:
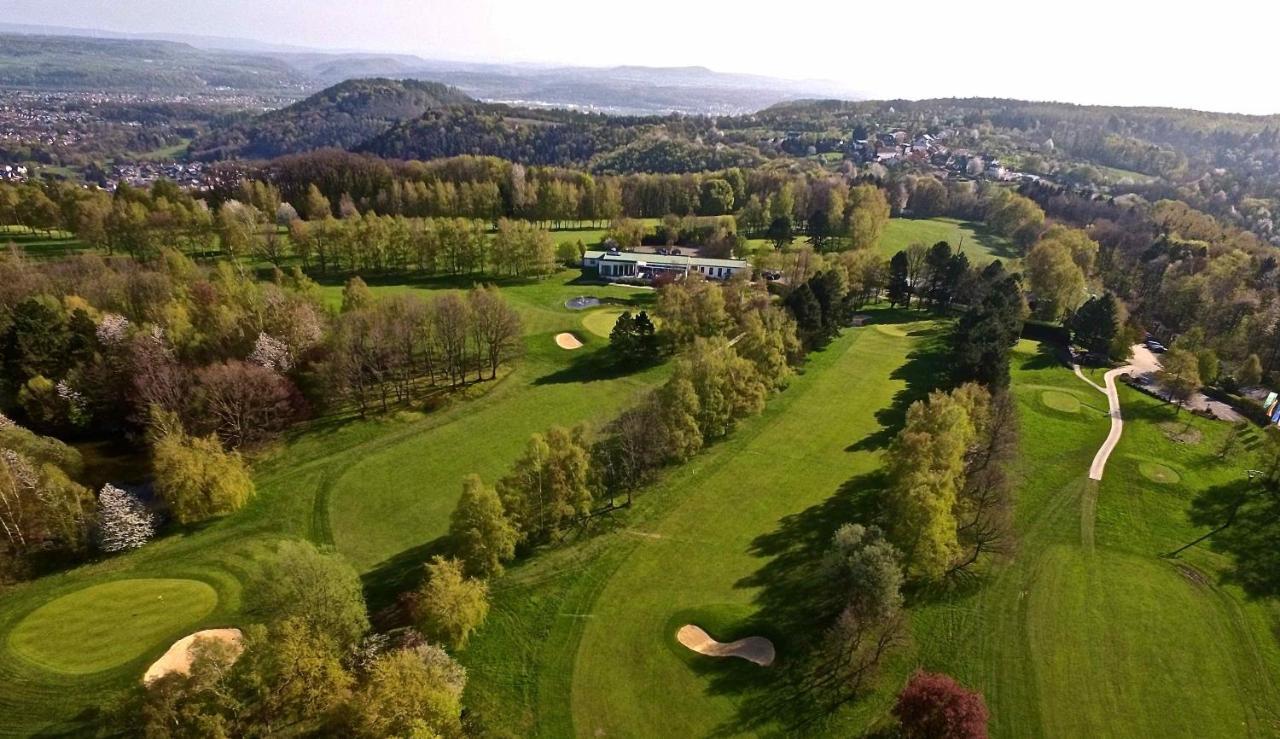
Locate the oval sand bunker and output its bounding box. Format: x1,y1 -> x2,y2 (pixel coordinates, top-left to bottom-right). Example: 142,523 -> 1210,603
677,624 -> 775,667
143,628 -> 244,684
555,332 -> 584,350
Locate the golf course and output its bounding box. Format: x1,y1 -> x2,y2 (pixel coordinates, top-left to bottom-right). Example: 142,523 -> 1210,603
0,276 -> 1276,736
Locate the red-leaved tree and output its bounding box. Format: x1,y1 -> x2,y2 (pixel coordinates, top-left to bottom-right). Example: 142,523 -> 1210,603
893,670 -> 989,739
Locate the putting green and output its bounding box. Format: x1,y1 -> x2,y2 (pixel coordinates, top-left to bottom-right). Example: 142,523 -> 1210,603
582,309 -> 625,337
1041,390 -> 1082,413
8,578 -> 217,675
1138,461 -> 1180,484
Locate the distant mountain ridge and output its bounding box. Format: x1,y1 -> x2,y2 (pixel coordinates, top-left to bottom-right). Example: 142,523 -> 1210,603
0,26 -> 861,114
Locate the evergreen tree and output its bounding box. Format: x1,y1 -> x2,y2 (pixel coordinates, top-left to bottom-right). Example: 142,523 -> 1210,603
887,251 -> 911,308
1069,293 -> 1120,356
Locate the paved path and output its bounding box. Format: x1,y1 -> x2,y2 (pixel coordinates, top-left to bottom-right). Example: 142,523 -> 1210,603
1073,345 -> 1156,481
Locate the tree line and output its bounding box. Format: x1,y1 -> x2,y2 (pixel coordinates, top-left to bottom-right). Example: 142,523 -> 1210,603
0,248 -> 523,583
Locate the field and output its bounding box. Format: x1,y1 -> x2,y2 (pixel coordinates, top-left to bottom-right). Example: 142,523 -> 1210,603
877,217 -> 1018,264
0,225 -> 88,258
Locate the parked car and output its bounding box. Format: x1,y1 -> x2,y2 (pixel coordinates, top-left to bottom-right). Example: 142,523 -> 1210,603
1146,340 -> 1166,353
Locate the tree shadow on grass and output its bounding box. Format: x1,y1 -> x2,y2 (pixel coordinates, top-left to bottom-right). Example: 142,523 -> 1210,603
532,346 -> 655,385
361,535 -> 452,628
693,470 -> 891,736
847,329 -> 949,453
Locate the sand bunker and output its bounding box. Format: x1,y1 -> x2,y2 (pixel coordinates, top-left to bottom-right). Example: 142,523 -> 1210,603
143,628 -> 243,684
555,332 -> 584,350
677,624 -> 775,667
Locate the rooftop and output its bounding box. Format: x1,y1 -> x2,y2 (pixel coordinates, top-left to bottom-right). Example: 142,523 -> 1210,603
583,250 -> 748,269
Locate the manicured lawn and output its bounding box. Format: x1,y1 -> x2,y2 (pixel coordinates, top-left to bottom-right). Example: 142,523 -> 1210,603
911,341 -> 1280,738
581,308 -> 624,337
460,311 -> 944,736
7,578 -> 217,675
316,272 -> 667,573
878,217 -> 1018,264
0,271 -> 662,734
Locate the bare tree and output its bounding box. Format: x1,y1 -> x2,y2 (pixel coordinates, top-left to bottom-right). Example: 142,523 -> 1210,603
468,285 -> 522,380
432,293 -> 472,387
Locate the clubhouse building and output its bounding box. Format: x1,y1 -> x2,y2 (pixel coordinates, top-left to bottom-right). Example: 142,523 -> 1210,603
582,248 -> 749,283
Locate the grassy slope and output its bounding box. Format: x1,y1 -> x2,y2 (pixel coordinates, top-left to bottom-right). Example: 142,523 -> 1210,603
0,271 -> 661,734
317,273 -> 665,574
878,217 -> 1018,264
461,314 -> 942,736
468,334 -> 1280,738
569,319 -> 937,737
912,342 -> 1280,738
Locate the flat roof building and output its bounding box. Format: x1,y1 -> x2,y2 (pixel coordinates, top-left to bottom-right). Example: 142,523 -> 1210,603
582,249 -> 749,283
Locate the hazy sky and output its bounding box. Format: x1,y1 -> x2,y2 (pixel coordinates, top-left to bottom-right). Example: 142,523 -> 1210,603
6,0 -> 1279,114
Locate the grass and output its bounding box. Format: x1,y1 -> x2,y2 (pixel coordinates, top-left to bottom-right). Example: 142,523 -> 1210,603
0,225 -> 88,258
910,341 -> 1280,737
878,217 -> 1018,264
8,578 -> 217,675
0,271 -> 662,734
581,308 -> 624,338
313,272 -> 667,575
460,309 -> 945,736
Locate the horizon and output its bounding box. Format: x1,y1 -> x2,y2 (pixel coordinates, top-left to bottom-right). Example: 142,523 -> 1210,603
3,0 -> 1278,116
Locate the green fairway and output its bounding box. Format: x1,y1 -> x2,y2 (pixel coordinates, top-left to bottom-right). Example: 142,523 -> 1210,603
8,579 -> 217,674
911,341 -> 1280,738
567,322 -> 928,736
320,274 -> 666,573
878,217 -> 1017,263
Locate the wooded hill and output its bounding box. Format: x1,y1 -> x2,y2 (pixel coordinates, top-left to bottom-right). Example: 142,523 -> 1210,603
189,78 -> 474,160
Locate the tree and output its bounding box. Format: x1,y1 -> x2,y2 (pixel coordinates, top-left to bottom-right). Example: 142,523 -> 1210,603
247,539 -> 370,649
766,216 -> 794,249
698,178 -> 735,216
657,274 -> 729,345
152,425 -> 255,525
1238,353 -> 1263,387
350,644 -> 466,739
846,184 -> 890,250
1069,293 -> 1120,356
884,390 -> 975,579
468,285 -> 522,379
894,670 -> 990,739
609,310 -> 638,361
496,425 -> 593,543
233,618 -> 353,730
911,177 -> 949,218
987,190 -> 1044,249
194,360 -> 298,448
448,475 -> 517,578
412,556 -> 490,650
1159,348 -> 1201,414
822,524 -> 903,617
341,276 -> 374,313
303,184 -> 332,220
95,483 -> 156,553
887,251 -> 911,308
1024,238 -> 1085,321
951,268 -> 1024,387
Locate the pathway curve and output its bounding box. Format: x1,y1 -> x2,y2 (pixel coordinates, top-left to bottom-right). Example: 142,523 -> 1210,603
1073,345 -> 1157,481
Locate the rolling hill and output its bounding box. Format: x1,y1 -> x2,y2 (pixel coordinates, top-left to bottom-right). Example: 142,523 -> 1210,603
188,78 -> 474,160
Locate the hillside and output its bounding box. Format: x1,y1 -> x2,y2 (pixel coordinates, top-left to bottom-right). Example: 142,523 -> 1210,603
0,34 -> 308,93
188,78 -> 474,160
